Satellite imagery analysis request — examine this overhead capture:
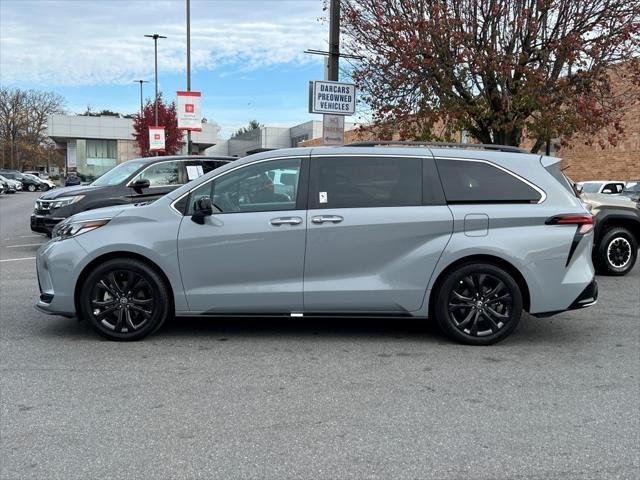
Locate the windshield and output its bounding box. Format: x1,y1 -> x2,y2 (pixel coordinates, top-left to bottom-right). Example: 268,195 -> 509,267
581,183 -> 603,193
91,160 -> 147,186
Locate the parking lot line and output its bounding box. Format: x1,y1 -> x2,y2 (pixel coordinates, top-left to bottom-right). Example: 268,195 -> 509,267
0,257 -> 36,262
4,243 -> 43,248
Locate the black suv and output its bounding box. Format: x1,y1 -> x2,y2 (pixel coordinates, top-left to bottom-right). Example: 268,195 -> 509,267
31,155 -> 234,235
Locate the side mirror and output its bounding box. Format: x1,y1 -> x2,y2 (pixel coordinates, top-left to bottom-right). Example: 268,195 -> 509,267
191,196 -> 213,224
602,188 -> 612,194
130,178 -> 150,193
575,184 -> 583,194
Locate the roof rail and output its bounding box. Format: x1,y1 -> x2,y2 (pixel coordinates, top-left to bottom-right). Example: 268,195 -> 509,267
344,140 -> 529,154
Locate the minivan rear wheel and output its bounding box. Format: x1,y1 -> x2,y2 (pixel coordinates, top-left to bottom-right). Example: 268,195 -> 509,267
79,259 -> 169,341
434,263 -> 523,345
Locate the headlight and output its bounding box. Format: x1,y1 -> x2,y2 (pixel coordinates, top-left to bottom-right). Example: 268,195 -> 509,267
53,219 -> 110,240
50,195 -> 85,209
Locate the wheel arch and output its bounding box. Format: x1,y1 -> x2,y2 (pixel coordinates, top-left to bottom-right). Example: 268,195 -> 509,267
74,251 -> 175,317
428,254 -> 531,315
594,209 -> 640,246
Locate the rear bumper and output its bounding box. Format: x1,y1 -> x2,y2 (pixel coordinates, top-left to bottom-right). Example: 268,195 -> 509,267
533,278 -> 598,318
30,214 -> 65,235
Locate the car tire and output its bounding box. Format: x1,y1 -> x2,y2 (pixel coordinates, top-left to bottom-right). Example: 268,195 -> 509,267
594,227 -> 638,276
79,258 -> 170,341
434,263 -> 523,346
27,184 -> 36,192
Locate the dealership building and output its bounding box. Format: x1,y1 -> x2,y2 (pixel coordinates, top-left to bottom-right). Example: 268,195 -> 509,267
47,114 -> 220,181
207,120 -> 357,158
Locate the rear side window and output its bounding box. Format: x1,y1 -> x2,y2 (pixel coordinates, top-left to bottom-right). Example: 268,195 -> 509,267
310,156 -> 422,209
436,159 -> 542,203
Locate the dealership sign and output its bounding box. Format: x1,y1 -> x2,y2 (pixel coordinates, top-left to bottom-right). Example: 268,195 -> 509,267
309,80 -> 356,115
148,126 -> 165,152
177,91 -> 202,131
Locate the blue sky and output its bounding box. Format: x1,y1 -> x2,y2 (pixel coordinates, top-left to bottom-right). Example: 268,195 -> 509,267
0,0 -> 346,138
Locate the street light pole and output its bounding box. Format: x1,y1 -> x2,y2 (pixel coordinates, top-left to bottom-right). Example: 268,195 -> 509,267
144,34 -> 166,125
133,80 -> 148,117
186,0 -> 192,155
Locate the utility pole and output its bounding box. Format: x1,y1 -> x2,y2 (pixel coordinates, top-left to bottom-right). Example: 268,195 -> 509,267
133,80 -> 148,117
144,34 -> 166,125
186,0 -> 192,155
328,0 -> 340,82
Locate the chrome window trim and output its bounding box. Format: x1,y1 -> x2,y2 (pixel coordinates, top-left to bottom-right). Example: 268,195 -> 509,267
169,155 -> 306,215
433,156 -> 547,204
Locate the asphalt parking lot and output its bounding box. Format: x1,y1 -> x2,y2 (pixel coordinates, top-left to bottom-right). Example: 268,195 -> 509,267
1,191 -> 638,480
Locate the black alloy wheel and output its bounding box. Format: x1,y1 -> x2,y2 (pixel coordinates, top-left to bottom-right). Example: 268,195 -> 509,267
80,259 -> 170,341
594,226 -> 638,276
435,263 -> 523,345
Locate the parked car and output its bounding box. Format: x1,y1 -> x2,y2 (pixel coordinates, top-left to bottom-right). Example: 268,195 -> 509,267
22,173 -> 53,191
32,155 -> 234,236
580,193 -> 639,276
0,174 -> 20,193
576,180 -> 626,194
620,181 -> 640,204
65,174 -> 81,187
23,170 -> 48,179
0,170 -> 43,192
35,143 -> 597,344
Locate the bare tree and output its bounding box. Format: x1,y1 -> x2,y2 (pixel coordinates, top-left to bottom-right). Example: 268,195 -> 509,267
0,87 -> 65,169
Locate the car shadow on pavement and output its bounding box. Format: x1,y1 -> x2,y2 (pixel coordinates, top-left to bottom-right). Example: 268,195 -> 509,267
35,312 -> 584,346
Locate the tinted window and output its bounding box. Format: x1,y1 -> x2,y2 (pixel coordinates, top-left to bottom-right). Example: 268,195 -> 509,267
200,160 -> 229,174
187,158 -> 302,214
436,159 -> 541,203
136,161 -> 180,187
310,156 -> 422,209
602,182 -> 624,193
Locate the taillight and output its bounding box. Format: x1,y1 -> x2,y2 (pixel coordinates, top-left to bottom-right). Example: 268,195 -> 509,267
546,214 -> 594,234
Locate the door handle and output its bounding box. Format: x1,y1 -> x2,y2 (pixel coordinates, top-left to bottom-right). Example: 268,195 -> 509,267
311,215 -> 344,224
270,216 -> 303,226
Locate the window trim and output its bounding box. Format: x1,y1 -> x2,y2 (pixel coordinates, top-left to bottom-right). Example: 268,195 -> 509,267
170,155 -> 309,215
308,154 -> 432,210
434,156 -> 547,204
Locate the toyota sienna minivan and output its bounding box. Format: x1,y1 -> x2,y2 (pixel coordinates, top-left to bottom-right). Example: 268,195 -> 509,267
35,143 -> 597,345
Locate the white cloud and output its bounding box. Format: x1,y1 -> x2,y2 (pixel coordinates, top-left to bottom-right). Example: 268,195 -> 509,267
0,0 -> 328,86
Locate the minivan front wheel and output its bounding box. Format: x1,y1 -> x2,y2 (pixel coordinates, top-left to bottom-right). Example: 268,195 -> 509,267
434,263 -> 523,345
79,259 -> 169,341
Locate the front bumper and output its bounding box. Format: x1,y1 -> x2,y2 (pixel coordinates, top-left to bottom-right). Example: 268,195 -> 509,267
35,238 -> 88,317
31,214 -> 66,235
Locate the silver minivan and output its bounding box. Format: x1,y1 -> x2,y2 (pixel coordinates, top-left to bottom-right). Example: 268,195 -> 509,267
35,143 -> 597,345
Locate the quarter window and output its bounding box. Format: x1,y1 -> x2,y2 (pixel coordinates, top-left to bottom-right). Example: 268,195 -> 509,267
436,159 -> 542,203
187,158 -> 302,214
310,156 -> 422,209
